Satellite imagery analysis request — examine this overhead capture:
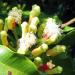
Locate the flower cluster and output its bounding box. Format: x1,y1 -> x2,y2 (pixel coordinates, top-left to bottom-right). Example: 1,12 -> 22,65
8,7 -> 22,24
18,32 -> 36,54
0,4 -> 67,75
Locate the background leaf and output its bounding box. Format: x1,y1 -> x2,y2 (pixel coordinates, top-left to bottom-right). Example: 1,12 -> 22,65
58,30 -> 75,46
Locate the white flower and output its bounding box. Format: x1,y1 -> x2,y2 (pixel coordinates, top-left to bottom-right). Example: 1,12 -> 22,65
8,7 -> 22,24
43,18 -> 61,39
19,32 -> 36,50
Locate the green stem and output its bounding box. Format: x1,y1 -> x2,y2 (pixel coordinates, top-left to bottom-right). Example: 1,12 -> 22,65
12,29 -> 18,41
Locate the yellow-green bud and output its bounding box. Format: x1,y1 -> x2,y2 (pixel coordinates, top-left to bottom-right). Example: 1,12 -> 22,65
41,43 -> 48,52
29,17 -> 39,33
0,31 -> 8,46
34,57 -> 42,67
46,66 -> 63,74
32,43 -> 48,57
31,4 -> 40,17
29,25 -> 37,33
46,45 -> 66,57
29,4 -> 41,23
30,17 -> 39,26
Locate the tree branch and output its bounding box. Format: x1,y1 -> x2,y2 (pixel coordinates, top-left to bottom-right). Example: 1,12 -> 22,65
61,18 -> 75,28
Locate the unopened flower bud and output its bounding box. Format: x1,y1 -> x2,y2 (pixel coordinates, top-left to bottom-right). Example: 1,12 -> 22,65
34,57 -> 42,67
41,43 -> 48,52
30,17 -> 39,26
0,31 -> 8,46
46,45 -> 66,57
46,66 -> 63,74
29,4 -> 41,23
32,43 -> 48,57
21,22 -> 28,37
29,17 -> 39,33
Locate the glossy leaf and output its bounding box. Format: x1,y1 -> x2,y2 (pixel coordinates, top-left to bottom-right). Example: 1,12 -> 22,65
0,45 -> 40,75
63,26 -> 74,32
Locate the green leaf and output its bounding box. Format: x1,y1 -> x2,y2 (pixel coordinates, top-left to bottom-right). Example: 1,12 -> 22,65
58,30 -> 75,46
53,15 -> 62,24
0,45 -> 40,75
63,26 -> 74,32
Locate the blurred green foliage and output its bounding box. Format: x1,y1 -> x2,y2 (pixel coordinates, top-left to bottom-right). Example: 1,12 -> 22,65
0,0 -> 75,21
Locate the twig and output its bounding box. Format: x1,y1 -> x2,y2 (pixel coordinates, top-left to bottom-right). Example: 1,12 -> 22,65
60,18 -> 75,28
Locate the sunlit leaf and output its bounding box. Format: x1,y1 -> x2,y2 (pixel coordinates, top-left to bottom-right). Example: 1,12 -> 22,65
0,45 -> 40,75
